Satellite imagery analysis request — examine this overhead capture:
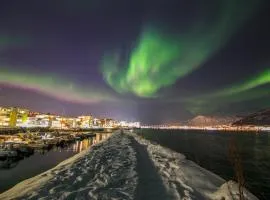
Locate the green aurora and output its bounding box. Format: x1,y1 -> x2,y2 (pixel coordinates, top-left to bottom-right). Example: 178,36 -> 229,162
185,69 -> 270,114
0,69 -> 118,104
102,0 -> 260,97
206,69 -> 270,98
0,0 -> 267,115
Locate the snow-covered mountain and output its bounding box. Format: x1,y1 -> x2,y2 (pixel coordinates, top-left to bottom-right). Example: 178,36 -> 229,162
188,115 -> 239,126
233,109 -> 270,126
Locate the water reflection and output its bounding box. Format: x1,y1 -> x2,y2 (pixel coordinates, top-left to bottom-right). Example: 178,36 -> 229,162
72,138 -> 93,153
1,132 -> 113,169
71,132 -> 112,153
93,132 -> 112,145
0,132 -> 113,193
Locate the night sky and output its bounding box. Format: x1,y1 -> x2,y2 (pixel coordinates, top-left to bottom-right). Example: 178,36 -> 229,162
0,0 -> 269,124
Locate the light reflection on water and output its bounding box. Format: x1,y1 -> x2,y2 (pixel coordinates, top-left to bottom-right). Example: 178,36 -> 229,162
0,132 -> 112,193
71,132 -> 112,153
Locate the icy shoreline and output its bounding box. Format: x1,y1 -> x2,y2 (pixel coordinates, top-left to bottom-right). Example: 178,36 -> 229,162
0,131 -> 258,200
131,133 -> 258,200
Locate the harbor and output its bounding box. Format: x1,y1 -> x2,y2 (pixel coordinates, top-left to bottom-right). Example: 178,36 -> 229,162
0,131 -> 260,200
0,130 -> 112,169
0,131 -> 112,193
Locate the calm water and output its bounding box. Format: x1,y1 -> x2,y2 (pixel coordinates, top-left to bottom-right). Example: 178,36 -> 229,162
0,132 -> 111,193
137,129 -> 270,200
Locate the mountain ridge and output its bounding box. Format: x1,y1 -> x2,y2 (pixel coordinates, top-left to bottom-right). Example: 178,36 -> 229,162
233,109 -> 270,126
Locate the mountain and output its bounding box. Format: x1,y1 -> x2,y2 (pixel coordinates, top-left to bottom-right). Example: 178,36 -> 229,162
188,115 -> 239,126
233,109 -> 270,126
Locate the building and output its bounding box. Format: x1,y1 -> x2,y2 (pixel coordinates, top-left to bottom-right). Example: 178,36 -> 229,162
57,117 -> 77,129
15,108 -> 30,127
129,122 -> 141,128
93,118 -> 102,128
24,114 -> 53,128
99,118 -> 118,128
118,120 -> 141,128
77,116 -> 93,129
0,105 -> 139,129
0,107 -> 29,127
0,107 -> 12,127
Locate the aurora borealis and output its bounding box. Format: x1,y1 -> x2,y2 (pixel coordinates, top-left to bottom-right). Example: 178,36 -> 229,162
0,69 -> 118,104
185,69 -> 270,114
102,0 -> 261,97
0,0 -> 269,123
188,69 -> 270,101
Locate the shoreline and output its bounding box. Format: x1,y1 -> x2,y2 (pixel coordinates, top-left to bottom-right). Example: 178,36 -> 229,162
141,126 -> 270,132
0,127 -> 116,135
0,147 -> 91,199
1,131 -> 259,200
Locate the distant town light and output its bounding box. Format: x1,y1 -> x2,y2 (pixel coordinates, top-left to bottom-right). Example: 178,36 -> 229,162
0,106 -> 141,129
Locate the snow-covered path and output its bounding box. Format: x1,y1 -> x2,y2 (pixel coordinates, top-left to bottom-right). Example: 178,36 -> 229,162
0,133 -> 137,200
0,131 -> 259,200
129,136 -> 171,200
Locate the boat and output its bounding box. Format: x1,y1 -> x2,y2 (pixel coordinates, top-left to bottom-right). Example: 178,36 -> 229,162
0,159 -> 19,169
0,149 -> 18,160
74,136 -> 81,140
17,145 -> 34,156
44,139 -> 59,145
2,142 -> 34,157
28,141 -> 49,149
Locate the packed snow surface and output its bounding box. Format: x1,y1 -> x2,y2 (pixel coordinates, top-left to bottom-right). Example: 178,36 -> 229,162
0,133 -> 137,200
0,131 -> 258,200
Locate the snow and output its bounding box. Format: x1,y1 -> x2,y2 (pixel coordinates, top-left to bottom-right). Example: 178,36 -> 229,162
0,131 -> 259,200
212,180 -> 258,200
131,133 -> 258,200
0,132 -> 137,200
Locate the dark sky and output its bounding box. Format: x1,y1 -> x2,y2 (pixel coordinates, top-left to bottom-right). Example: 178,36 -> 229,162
0,0 -> 269,124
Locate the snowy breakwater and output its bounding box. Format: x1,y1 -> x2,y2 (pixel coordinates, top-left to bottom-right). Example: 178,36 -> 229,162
0,131 -> 259,200
0,132 -> 137,200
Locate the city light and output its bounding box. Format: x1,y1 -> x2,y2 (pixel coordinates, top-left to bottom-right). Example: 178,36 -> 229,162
0,106 -> 141,129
